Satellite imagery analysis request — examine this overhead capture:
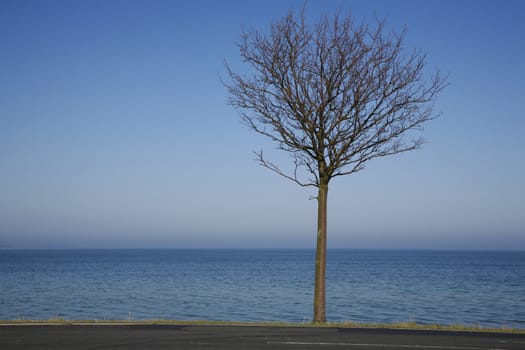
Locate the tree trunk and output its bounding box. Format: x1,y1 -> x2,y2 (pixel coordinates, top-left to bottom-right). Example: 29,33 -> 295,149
313,182 -> 328,323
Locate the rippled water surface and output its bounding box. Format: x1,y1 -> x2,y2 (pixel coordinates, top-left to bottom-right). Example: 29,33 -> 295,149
1,249 -> 524,327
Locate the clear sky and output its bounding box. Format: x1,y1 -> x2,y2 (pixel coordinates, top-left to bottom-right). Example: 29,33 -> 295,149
1,0 -> 524,250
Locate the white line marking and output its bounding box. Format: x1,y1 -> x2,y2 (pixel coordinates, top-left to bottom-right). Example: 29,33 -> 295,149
267,341 -> 508,350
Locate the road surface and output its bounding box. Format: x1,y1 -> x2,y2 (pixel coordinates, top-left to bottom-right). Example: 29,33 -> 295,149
1,324 -> 524,349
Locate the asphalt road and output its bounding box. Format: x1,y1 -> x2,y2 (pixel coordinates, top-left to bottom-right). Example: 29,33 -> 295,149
1,324 -> 524,350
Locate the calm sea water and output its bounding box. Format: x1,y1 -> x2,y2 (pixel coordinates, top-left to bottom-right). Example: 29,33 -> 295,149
1,249 -> 524,328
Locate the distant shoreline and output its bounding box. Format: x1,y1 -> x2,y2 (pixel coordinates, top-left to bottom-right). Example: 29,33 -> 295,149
2,248 -> 525,252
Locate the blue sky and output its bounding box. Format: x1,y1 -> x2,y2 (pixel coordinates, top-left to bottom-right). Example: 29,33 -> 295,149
1,0 -> 524,249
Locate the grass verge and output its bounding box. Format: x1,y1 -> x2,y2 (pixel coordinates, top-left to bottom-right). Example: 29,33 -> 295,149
0,319 -> 523,334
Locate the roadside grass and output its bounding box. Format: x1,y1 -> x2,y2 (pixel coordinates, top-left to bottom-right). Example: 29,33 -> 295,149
332,320 -> 525,334
1,318 -> 523,334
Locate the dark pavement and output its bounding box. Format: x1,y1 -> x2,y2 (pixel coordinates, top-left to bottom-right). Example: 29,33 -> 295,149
1,324 -> 524,349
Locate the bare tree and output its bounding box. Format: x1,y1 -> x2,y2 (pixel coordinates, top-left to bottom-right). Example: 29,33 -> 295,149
225,8 -> 446,323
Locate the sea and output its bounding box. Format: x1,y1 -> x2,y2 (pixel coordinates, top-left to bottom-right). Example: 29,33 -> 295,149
1,249 -> 524,328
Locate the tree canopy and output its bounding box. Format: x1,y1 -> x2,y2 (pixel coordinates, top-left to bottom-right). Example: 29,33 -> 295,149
226,9 -> 445,188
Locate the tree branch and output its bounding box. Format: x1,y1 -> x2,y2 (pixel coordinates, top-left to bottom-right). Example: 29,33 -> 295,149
254,150 -> 318,187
